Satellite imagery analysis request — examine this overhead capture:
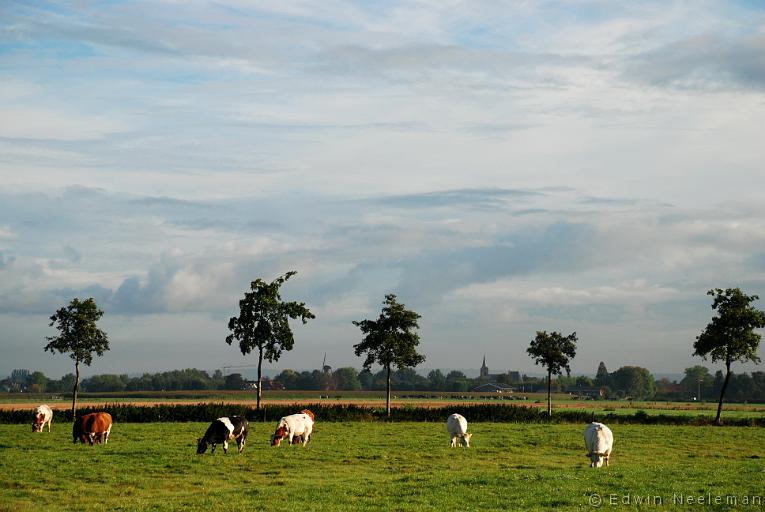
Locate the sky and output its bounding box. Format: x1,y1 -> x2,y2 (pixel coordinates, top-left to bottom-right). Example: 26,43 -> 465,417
1,0 -> 765,379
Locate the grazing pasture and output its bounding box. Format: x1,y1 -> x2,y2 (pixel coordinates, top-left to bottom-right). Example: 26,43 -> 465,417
1,422 -> 762,511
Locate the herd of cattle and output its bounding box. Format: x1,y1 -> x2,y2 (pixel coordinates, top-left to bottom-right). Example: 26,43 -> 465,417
31,405 -> 615,468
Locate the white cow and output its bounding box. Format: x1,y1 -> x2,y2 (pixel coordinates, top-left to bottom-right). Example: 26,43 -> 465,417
271,409 -> 314,447
32,404 -> 53,433
583,422 -> 613,468
446,413 -> 472,447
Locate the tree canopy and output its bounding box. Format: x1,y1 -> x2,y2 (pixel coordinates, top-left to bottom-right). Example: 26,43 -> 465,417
226,271 -> 314,409
45,298 -> 109,366
694,288 -> 765,366
527,330 -> 578,377
694,287 -> 765,424
353,293 -> 425,416
527,330 -> 578,416
610,365 -> 655,400
44,297 -> 109,418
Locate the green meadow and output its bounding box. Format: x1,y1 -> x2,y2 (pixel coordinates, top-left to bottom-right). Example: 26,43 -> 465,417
1,422 -> 763,511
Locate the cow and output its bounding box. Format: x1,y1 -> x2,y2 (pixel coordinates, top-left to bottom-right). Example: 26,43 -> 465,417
32,404 -> 53,433
446,413 -> 472,447
73,412 -> 113,446
271,409 -> 314,447
584,422 -> 614,468
196,416 -> 248,455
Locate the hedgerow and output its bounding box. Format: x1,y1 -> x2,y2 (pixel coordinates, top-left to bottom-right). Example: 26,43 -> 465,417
2,403 -> 762,426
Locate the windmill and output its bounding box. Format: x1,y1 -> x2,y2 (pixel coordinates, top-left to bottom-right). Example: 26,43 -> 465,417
322,353 -> 332,374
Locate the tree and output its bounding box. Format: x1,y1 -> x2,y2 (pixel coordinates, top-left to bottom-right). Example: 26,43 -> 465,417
694,288 -> 765,424
681,365 -> 712,400
526,330 -> 577,416
83,374 -> 127,392
445,370 -> 469,392
594,361 -> 609,387
610,366 -> 655,400
427,369 -> 447,391
226,271 -> 315,410
223,373 -> 246,390
353,294 -> 425,417
576,375 -> 594,388
29,371 -> 48,393
358,369 -> 374,390
44,297 -> 109,418
273,369 -> 300,390
334,367 -> 362,391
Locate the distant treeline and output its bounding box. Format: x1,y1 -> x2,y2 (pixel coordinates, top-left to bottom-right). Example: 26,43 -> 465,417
0,402 -> 762,427
3,365 -> 765,403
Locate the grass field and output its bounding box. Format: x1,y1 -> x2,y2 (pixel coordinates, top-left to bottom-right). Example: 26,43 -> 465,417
2,422 -> 763,511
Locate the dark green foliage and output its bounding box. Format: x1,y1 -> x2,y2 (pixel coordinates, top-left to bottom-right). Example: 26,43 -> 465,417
695,288 -> 765,365
1,403 -> 761,426
226,271 -> 314,409
594,361 -> 609,387
609,366 -> 655,400
695,288 -> 765,424
44,297 -> 109,417
354,294 -> 425,416
527,330 -> 578,416
44,298 -> 109,366
333,367 -> 362,391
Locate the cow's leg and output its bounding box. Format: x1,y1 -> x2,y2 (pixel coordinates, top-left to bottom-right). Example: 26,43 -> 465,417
223,440 -> 228,454
237,437 -> 245,453
210,443 -> 216,454
450,435 -> 456,447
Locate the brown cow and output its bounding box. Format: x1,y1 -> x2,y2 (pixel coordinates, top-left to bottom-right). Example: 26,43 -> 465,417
73,412 -> 113,445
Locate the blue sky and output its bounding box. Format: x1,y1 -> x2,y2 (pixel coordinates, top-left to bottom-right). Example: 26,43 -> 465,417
1,0 -> 764,378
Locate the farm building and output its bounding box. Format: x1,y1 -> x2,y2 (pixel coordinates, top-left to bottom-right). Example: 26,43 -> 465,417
473,382 -> 515,393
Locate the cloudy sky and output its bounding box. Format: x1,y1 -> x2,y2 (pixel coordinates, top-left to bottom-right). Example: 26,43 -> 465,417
2,0 -> 764,379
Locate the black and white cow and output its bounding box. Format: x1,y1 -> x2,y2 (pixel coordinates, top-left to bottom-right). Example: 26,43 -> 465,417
196,416 -> 248,455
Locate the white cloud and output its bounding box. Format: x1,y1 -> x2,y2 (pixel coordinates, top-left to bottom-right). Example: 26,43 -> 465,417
0,107 -> 127,141
2,1 -> 764,375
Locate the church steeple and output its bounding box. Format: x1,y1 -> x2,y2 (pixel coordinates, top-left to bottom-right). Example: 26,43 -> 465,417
480,354 -> 489,378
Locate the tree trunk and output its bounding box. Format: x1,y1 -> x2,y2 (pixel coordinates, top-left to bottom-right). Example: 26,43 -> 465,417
547,370 -> 552,417
386,364 -> 391,418
72,359 -> 80,420
714,357 -> 732,425
256,349 -> 263,411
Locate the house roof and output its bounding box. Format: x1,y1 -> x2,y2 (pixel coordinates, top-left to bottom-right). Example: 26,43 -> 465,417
472,382 -> 514,392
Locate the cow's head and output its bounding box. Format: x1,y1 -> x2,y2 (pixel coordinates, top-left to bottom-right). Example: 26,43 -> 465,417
461,433 -> 472,448
196,438 -> 209,454
587,452 -> 605,468
32,415 -> 43,432
271,426 -> 287,446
